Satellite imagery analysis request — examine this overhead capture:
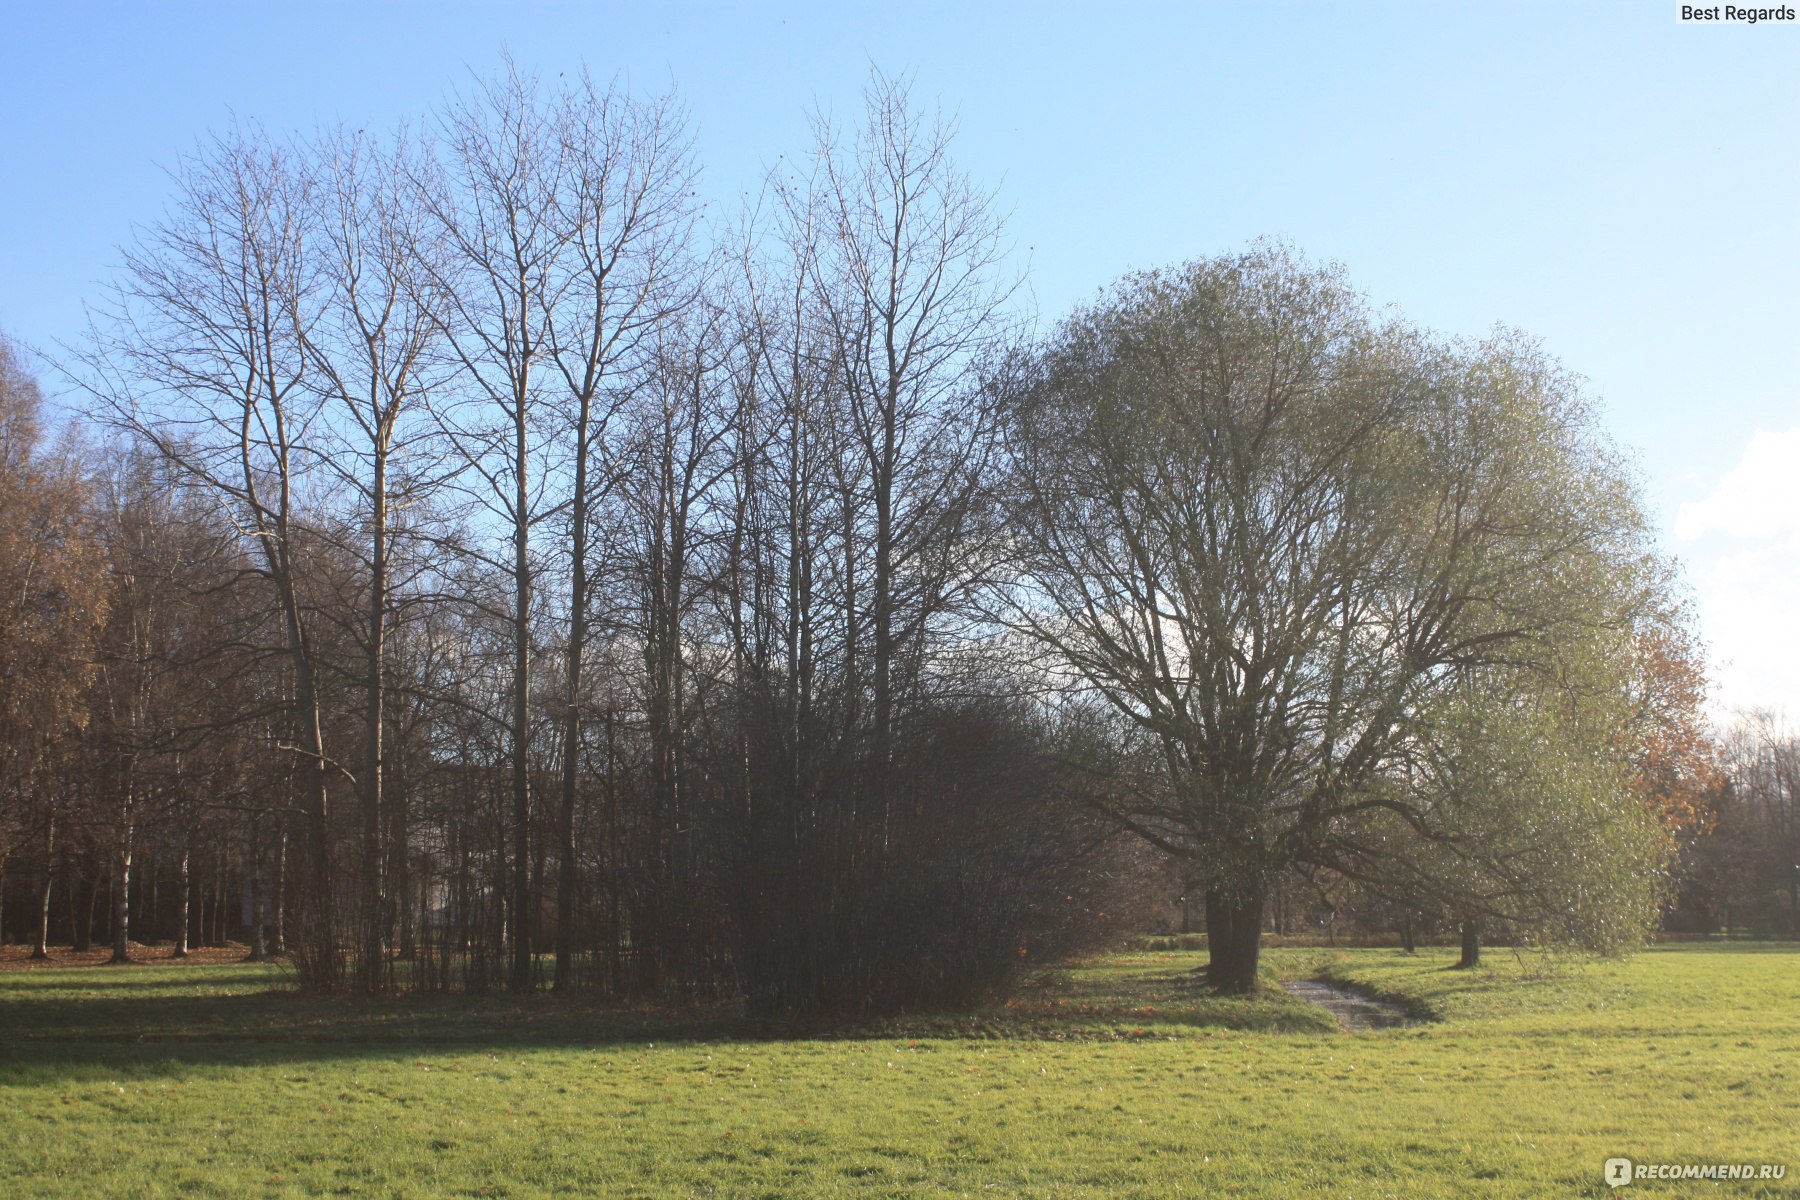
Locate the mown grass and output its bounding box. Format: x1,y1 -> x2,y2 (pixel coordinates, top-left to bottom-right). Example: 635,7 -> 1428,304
2,943 -> 1795,1198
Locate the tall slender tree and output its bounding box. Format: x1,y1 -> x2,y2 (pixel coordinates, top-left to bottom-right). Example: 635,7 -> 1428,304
303,126 -> 449,992
420,63 -> 699,992
84,131 -> 344,987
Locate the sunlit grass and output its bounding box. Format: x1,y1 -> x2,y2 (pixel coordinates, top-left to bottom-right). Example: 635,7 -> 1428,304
2,943 -> 1795,1197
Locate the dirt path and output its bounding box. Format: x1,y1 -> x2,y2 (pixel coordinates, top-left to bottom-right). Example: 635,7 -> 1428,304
1280,978 -> 1414,1031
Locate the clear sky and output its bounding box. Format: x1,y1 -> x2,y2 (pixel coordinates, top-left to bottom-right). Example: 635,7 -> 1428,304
5,1 -> 1795,720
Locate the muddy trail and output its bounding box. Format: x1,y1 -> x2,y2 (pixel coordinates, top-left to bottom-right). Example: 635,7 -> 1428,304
1280,978 -> 1417,1031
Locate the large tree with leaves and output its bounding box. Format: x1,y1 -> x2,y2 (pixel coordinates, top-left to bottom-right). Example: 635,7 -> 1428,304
1002,244 -> 1672,990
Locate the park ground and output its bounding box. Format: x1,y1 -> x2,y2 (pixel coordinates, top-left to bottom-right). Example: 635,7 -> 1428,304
1,941 -> 1795,1198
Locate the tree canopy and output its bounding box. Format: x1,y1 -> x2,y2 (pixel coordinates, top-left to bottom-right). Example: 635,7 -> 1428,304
1001,244 -> 1677,989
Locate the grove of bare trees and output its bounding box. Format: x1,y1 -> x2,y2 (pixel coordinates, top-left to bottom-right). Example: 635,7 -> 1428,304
0,64 -> 1741,1013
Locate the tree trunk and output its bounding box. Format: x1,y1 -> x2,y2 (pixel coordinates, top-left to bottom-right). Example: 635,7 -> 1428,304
295,701 -> 338,981
554,387 -> 593,993
271,827 -> 287,954
1205,883 -> 1265,993
73,872 -> 96,953
31,874 -> 52,959
395,825 -> 415,962
173,844 -> 190,958
1457,919 -> 1482,969
246,864 -> 267,963
30,812 -> 53,959
242,817 -> 264,962
212,847 -> 227,946
143,857 -> 156,946
360,458 -> 389,994
553,692 -> 582,992
109,816 -> 133,964
1400,912 -> 1416,955
553,703 -> 582,992
1789,865 -> 1798,938
509,401 -> 534,995
1204,887 -> 1230,958
605,708 -> 621,994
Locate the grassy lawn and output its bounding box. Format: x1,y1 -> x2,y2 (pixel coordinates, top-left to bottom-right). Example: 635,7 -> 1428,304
1,943 -> 1794,1198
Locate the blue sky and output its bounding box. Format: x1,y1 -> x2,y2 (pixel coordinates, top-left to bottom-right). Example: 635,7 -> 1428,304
5,1 -> 1796,718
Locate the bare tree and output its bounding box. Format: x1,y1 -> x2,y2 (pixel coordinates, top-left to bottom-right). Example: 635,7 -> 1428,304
540,80 -> 699,991
419,62 -> 699,992
1695,715 -> 1800,935
82,130 -> 344,988
704,70 -> 1022,1012
619,300 -> 738,989
302,126 -> 449,991
801,71 -> 1015,774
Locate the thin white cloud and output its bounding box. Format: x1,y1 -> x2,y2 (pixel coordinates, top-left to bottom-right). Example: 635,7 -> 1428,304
1672,426 -> 1800,722
1693,547 -> 1800,723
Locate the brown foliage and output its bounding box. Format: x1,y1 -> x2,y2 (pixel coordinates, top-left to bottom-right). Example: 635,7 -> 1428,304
1628,625 -> 1725,835
0,337 -> 108,802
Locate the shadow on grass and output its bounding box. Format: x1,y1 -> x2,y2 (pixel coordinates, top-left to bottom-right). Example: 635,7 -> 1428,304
0,952 -> 1336,1076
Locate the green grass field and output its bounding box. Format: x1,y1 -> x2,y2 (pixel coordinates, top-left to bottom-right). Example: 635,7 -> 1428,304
2,943 -> 1794,1198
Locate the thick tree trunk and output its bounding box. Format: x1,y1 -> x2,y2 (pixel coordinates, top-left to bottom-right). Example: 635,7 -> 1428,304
1400,912 -> 1416,955
1205,884 -> 1266,993
1204,887 -> 1231,957
1457,919 -> 1482,969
